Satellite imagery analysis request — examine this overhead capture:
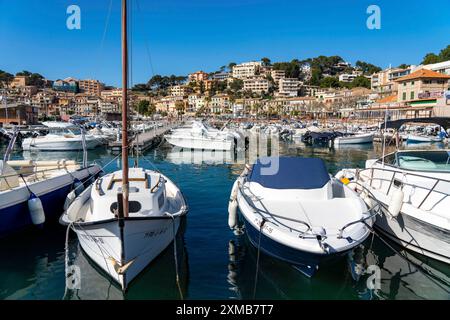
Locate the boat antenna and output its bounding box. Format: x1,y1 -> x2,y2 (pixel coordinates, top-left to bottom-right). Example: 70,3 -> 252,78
121,0 -> 129,218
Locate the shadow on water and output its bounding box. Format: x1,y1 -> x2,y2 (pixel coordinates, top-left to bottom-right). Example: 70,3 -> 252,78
227,232 -> 450,300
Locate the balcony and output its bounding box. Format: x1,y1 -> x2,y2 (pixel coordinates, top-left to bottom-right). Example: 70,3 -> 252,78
418,91 -> 444,99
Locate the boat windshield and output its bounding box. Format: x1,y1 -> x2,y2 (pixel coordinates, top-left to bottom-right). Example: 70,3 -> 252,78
48,128 -> 81,136
396,151 -> 450,172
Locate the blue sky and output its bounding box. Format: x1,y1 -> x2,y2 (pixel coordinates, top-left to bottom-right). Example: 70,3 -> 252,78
1,0 -> 449,87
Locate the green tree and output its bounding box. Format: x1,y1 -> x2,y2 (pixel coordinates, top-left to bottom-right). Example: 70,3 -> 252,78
228,62 -> 237,72
261,57 -> 271,66
421,53 -> 440,65
137,100 -> 150,115
397,64 -> 410,69
175,101 -> 185,119
350,76 -> 371,89
229,79 -> 243,92
438,45 -> 450,61
0,70 -> 14,88
132,83 -> 148,92
355,61 -> 382,75
320,77 -> 340,88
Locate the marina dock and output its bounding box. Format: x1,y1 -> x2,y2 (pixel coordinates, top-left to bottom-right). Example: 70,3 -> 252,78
107,121 -> 180,152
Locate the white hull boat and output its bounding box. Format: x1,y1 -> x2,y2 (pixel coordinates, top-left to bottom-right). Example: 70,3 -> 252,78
228,157 -> 375,277
0,160 -> 101,237
334,133 -> 374,145
61,168 -> 188,290
336,149 -> 450,265
22,134 -> 101,151
406,135 -> 443,143
165,121 -> 237,151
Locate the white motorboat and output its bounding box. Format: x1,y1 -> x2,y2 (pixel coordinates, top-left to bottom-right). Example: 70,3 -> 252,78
0,159 -> 101,238
336,149 -> 450,265
406,134 -> 444,143
228,157 -> 375,277
60,0 -> 188,291
60,168 -> 188,290
22,128 -> 102,151
334,132 -> 374,145
164,121 -> 239,151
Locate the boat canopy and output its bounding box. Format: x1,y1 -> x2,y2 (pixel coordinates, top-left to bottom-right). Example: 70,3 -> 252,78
248,157 -> 330,189
384,117 -> 450,130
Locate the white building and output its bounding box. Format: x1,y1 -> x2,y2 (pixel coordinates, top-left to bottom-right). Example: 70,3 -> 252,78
339,73 -> 358,83
271,70 -> 286,83
243,78 -> 270,94
232,62 -> 262,79
415,60 -> 450,76
169,85 -> 187,97
277,78 -> 300,97
187,94 -> 206,112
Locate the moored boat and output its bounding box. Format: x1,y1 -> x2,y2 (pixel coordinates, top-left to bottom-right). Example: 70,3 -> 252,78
228,157 -> 376,276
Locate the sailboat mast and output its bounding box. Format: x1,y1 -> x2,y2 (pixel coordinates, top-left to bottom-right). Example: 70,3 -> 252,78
121,0 -> 129,217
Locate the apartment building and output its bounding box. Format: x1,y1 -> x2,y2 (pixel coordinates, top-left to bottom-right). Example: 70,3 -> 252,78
232,62 -> 262,79
339,73 -> 358,83
74,94 -> 100,116
9,76 -> 29,88
170,85 -> 187,97
277,78 -> 300,97
243,77 -> 269,94
211,72 -> 230,81
101,89 -> 123,103
396,69 -> 450,107
415,60 -> 450,76
210,94 -> 231,113
156,96 -> 184,115
53,78 -> 78,93
188,71 -> 209,83
371,66 -> 415,97
271,70 -> 286,83
187,94 -> 206,113
78,79 -> 104,96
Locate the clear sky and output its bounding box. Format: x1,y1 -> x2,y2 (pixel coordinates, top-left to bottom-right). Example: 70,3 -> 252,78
1,0 -> 449,87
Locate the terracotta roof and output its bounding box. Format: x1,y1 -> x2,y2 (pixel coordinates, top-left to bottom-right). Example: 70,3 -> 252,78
395,69 -> 450,82
376,95 -> 397,103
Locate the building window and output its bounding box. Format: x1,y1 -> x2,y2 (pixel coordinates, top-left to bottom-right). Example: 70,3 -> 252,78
403,82 -> 406,87
410,91 -> 415,100
411,81 -> 414,85
402,92 -> 407,101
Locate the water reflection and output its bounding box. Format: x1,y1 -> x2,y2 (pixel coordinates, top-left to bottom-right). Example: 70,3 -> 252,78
227,232 -> 450,300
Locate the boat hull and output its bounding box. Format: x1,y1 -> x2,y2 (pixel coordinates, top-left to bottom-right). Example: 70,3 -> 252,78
73,217 -> 182,290
165,135 -> 233,151
0,165 -> 101,238
375,206 -> 450,264
334,133 -> 374,145
22,138 -> 101,151
406,135 -> 443,143
242,216 -> 347,277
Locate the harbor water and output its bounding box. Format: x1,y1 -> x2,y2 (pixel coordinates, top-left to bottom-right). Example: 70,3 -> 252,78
0,140 -> 449,300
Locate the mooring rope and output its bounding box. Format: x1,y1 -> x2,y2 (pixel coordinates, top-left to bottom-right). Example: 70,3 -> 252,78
167,213 -> 184,300
253,218 -> 266,299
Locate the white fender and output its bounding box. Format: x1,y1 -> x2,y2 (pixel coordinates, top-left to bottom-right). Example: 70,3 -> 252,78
63,190 -> 76,211
228,180 -> 239,229
28,194 -> 45,225
388,188 -> 404,219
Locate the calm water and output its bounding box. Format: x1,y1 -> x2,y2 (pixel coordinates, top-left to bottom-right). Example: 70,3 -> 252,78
0,139 -> 449,300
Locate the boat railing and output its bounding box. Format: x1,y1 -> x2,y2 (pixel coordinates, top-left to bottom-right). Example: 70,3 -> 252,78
0,163 -> 83,190
238,182 -> 313,237
356,166 -> 450,210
